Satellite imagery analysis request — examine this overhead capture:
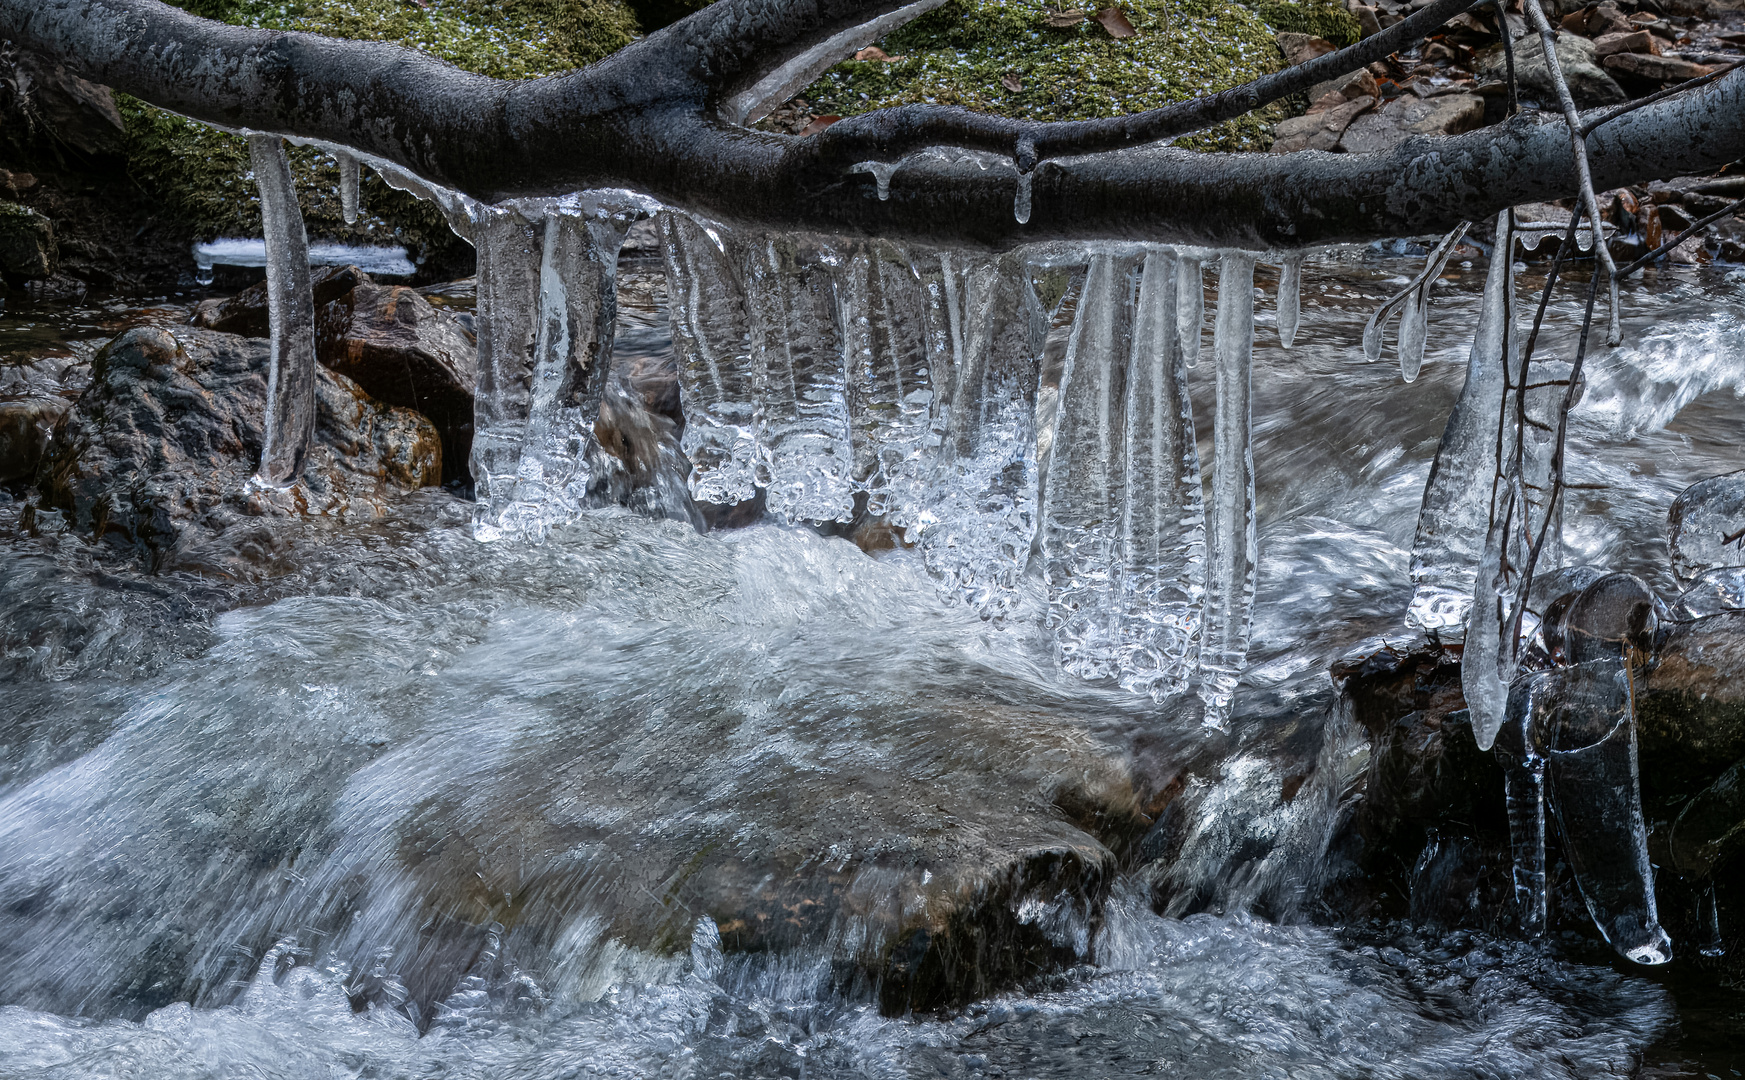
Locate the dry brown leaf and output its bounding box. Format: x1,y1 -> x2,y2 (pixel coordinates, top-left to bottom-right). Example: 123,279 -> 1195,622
1045,10 -> 1089,27
797,115 -> 842,137
1095,6 -> 1136,37
1001,72 -> 1024,92
853,46 -> 902,62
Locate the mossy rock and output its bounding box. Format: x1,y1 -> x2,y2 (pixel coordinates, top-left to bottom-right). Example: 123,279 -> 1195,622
1250,0 -> 1362,47
130,0 -> 644,272
796,0 -> 1288,152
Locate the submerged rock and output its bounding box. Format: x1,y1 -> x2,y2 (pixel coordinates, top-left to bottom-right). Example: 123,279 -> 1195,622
1669,471 -> 1745,584
34,326 -> 440,561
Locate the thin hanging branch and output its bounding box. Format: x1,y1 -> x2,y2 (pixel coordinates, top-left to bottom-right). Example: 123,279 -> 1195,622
1522,0 -> 1623,346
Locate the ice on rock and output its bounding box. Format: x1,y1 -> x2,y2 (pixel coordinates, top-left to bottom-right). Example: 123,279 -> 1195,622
1496,671 -> 1551,937
658,211 -> 760,506
1120,248 -> 1205,699
471,199 -> 635,542
1044,250 -> 1139,680
1177,256 -> 1205,369
1198,253 -> 1259,725
1275,255 -> 1302,349
742,233 -> 856,523
838,240 -> 936,526
1408,211 -> 1518,636
337,150 -> 362,226
916,251 -> 1048,621
247,134 -> 317,487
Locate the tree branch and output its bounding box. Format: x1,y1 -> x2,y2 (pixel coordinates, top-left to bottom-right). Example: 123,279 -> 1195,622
4,0 -> 1744,250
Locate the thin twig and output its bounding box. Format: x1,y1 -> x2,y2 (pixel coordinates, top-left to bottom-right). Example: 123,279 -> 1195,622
1581,59 -> 1745,136
1492,0 -> 1519,117
1523,0 -> 1623,346
1613,194 -> 1745,278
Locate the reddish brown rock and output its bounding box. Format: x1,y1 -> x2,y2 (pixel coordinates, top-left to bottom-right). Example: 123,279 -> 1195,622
1594,29 -> 1660,56
1603,51 -> 1712,81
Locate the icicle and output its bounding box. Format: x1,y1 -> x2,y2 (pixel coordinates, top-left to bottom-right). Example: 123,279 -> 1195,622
1698,883 -> 1727,957
839,240 -> 935,524
1276,255 -> 1302,349
1198,253 -> 1258,727
1044,250 -> 1138,680
1408,210 -> 1518,636
915,251 -> 1047,621
1014,170 -> 1033,225
1463,475 -> 1523,752
1120,248 -> 1204,699
337,150 -> 362,226
741,233 -> 855,523
658,211 -> 760,506
1545,574 -> 1671,965
1176,256 -> 1204,369
471,199 -> 632,541
1496,670 -> 1551,937
247,134 -> 317,487
1360,223 -> 1469,372
851,161 -> 898,201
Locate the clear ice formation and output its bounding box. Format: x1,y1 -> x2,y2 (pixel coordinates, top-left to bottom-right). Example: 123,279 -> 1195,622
1177,256 -> 1204,369
247,134 -> 317,488
1014,170 -> 1033,225
1360,222 -> 1470,376
337,150 -> 362,225
1463,476 -> 1525,752
1198,253 -> 1258,726
1497,575 -> 1672,964
471,197 -> 636,542
1045,250 -> 1138,680
917,250 -> 1048,621
1409,211 -> 1518,636
1275,255 -> 1302,349
839,240 -> 936,526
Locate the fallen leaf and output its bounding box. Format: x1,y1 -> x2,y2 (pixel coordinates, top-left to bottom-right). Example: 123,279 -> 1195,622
1002,71 -> 1024,92
853,46 -> 903,62
1095,6 -> 1136,37
1045,9 -> 1089,27
797,115 -> 841,137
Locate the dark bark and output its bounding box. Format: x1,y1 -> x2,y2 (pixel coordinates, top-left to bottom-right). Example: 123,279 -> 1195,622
4,0 -> 1745,248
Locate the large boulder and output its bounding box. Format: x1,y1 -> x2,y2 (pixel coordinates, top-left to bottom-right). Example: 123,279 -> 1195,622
1476,31 -> 1628,107
193,266 -> 477,485
35,326 -> 441,561
2,51 -> 128,158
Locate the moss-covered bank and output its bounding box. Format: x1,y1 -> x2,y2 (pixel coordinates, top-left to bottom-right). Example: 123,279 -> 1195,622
797,0 -> 1354,151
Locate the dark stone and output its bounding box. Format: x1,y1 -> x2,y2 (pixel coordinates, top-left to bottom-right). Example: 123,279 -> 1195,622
0,203 -> 56,279
1336,93 -> 1486,154
35,326 -> 441,563
0,397 -> 68,485
3,51 -> 127,159
190,264 -> 372,339
315,280 -> 477,486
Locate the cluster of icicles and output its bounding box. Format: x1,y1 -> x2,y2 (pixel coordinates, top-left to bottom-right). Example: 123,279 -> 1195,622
245,136 -> 1675,962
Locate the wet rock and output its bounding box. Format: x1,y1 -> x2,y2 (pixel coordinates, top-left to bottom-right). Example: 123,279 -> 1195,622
1336,92 -> 1485,153
1594,28 -> 1662,55
190,264 -> 371,339
35,326 -> 441,561
1669,757 -> 1745,879
1603,50 -> 1713,80
0,398 -> 68,485
316,281 -> 477,487
1271,96 -> 1376,153
1668,471 -> 1745,583
2,51 -> 127,159
1476,31 -> 1628,106
1639,610 -> 1745,779
0,203 -> 56,280
192,267 -> 476,485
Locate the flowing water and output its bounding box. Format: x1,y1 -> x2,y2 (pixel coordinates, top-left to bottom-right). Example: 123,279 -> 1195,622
3,253 -> 1745,1077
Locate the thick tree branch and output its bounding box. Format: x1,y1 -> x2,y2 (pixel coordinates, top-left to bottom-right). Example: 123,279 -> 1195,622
4,0 -> 1744,250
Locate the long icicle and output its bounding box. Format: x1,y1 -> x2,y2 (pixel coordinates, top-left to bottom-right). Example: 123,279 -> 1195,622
1276,255 -> 1302,349
248,134 -> 317,487
1198,252 -> 1258,728
1523,0 -> 1622,346
1177,255 -> 1204,369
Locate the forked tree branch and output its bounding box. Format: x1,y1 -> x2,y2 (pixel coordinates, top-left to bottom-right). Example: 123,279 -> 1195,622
3,0 -> 1744,249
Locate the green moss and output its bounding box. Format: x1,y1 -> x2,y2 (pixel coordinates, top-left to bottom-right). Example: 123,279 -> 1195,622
1251,0 -> 1361,47
136,0 -> 641,263
798,0 -> 1286,152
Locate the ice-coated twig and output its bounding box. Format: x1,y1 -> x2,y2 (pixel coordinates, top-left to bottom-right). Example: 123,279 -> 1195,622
1614,194 -> 1745,278
1360,222 -> 1469,369
1523,0 -> 1622,346
248,134 -> 317,487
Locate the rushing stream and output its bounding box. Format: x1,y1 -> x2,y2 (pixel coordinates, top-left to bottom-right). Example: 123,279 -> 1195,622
3,251 -> 1745,1077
